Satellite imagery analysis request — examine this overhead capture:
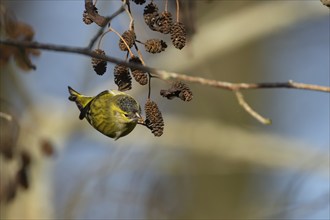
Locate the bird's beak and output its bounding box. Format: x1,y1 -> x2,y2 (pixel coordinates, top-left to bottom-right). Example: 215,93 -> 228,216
134,112 -> 144,124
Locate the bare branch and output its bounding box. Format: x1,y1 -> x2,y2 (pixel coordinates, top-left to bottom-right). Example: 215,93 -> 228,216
156,70 -> 330,93
1,39 -> 329,124
2,39 -> 329,94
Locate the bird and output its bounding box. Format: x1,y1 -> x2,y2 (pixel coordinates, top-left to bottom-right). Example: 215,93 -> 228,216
68,86 -> 142,140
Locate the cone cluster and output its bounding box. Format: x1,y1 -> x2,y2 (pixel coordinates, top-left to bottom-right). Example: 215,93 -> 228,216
92,49 -> 107,75
143,2 -> 186,49
144,99 -> 164,137
81,0 -> 193,138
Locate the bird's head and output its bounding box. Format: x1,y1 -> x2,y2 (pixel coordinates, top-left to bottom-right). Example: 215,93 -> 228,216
114,95 -> 142,124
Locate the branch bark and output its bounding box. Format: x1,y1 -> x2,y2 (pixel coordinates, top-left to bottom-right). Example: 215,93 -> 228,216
1,39 -> 329,124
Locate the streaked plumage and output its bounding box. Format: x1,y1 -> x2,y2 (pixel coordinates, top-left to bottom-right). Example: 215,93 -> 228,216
68,86 -> 141,140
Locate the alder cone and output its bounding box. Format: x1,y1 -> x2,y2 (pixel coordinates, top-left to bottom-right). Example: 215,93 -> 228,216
145,99 -> 164,137
143,2 -> 159,31
129,56 -> 148,85
145,39 -> 167,53
170,22 -> 186,50
114,64 -> 132,91
119,30 -> 136,51
91,49 -> 107,75
156,11 -> 173,34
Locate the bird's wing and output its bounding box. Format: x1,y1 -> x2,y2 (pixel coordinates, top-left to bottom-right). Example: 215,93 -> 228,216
78,99 -> 92,120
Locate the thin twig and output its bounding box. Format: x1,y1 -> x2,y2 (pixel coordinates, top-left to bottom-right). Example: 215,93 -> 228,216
109,27 -> 134,57
124,1 -> 134,30
133,43 -> 146,66
234,90 -> 272,125
87,2 -> 126,49
165,0 -> 168,12
176,0 -> 180,22
96,29 -> 111,49
155,70 -> 330,93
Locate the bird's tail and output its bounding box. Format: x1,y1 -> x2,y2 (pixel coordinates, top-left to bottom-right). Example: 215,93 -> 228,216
68,86 -> 80,101
68,86 -> 93,111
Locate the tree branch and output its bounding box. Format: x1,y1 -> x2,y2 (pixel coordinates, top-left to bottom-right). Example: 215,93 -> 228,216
87,1 -> 126,49
156,70 -> 330,93
1,39 -> 329,124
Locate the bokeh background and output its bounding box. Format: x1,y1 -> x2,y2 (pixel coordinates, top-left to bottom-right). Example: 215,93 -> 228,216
1,1 -> 329,219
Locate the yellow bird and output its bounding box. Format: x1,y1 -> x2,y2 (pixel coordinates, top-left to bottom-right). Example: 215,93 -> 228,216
68,86 -> 142,140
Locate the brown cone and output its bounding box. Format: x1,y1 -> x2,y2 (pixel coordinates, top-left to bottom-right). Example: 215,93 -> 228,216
145,39 -> 167,53
156,11 -> 173,34
170,22 -> 186,50
129,56 -> 148,85
92,49 -> 107,75
119,30 -> 136,51
144,99 -> 164,137
114,64 -> 132,91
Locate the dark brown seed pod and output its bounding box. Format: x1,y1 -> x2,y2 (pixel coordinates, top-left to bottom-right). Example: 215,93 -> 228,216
145,39 -> 167,53
91,49 -> 107,75
170,22 -> 187,50
143,2 -> 159,31
82,6 -> 98,25
131,0 -> 146,5
114,64 -> 132,91
160,81 -> 193,101
119,30 -> 136,51
156,11 -> 173,34
129,56 -> 148,85
144,99 -> 164,137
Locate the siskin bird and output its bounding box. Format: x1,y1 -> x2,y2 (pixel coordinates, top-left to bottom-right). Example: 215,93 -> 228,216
68,86 -> 142,140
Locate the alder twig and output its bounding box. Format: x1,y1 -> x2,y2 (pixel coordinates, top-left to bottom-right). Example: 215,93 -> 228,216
155,70 -> 330,93
234,90 -> 271,125
87,0 -> 126,49
1,39 -> 329,124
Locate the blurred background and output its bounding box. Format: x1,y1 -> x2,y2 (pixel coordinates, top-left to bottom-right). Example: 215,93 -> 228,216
1,0 -> 329,219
